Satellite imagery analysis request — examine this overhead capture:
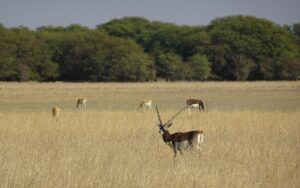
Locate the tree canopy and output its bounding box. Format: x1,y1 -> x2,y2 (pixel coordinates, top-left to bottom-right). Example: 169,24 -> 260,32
0,15 -> 299,81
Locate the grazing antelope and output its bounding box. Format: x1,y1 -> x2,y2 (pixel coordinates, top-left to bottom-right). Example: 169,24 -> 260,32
156,106 -> 204,158
138,100 -> 152,112
76,98 -> 87,109
52,106 -> 61,118
186,99 -> 205,113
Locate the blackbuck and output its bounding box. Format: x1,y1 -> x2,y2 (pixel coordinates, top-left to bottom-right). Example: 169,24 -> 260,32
156,106 -> 204,158
138,100 -> 152,112
52,106 -> 61,118
76,98 -> 87,109
186,99 -> 205,113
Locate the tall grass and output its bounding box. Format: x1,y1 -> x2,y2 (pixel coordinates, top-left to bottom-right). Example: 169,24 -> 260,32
0,82 -> 299,187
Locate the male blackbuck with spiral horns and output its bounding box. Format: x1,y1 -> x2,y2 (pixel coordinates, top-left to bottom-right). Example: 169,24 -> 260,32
186,99 -> 205,113
155,106 -> 204,158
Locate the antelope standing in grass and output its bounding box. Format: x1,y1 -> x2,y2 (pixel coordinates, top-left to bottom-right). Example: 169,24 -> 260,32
138,100 -> 152,112
76,98 -> 87,109
156,106 -> 204,158
186,99 -> 205,113
52,106 -> 61,118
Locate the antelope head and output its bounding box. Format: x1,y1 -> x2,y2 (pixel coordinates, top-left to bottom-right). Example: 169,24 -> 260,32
156,105 -> 185,134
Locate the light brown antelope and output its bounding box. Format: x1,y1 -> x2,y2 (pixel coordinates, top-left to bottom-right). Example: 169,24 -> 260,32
156,106 -> 204,158
186,99 -> 205,113
52,106 -> 61,118
76,98 -> 87,109
138,100 -> 152,112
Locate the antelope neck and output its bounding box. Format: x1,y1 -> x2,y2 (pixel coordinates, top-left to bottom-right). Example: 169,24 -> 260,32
162,130 -> 172,142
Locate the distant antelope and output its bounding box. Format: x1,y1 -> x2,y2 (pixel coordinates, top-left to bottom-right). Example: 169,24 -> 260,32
52,106 -> 61,118
186,99 -> 205,113
156,106 -> 204,158
76,98 -> 87,109
138,100 -> 152,112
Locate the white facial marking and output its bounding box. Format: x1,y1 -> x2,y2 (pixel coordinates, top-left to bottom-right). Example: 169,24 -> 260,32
159,129 -> 164,134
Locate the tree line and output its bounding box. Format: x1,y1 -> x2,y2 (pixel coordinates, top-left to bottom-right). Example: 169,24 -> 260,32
0,15 -> 299,82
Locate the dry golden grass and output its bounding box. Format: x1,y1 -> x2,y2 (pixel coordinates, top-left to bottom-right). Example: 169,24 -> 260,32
0,81 -> 299,187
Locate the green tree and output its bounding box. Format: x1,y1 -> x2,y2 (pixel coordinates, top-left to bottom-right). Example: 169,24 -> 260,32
1,16 -> 299,82
0,26 -> 58,81
207,15 -> 300,80
0,26 -> 18,80
98,17 -> 154,46
155,52 -> 183,81
187,54 -> 212,80
292,23 -> 300,38
49,29 -> 155,82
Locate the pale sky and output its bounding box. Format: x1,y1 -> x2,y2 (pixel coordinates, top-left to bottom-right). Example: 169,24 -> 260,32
0,0 -> 299,29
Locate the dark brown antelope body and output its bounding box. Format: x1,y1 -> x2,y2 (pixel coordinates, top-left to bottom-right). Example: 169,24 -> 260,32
161,129 -> 204,157
156,106 -> 204,158
186,99 -> 205,112
162,130 -> 203,143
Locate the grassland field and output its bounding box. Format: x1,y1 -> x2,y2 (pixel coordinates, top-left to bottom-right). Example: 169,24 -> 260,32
0,81 -> 299,188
